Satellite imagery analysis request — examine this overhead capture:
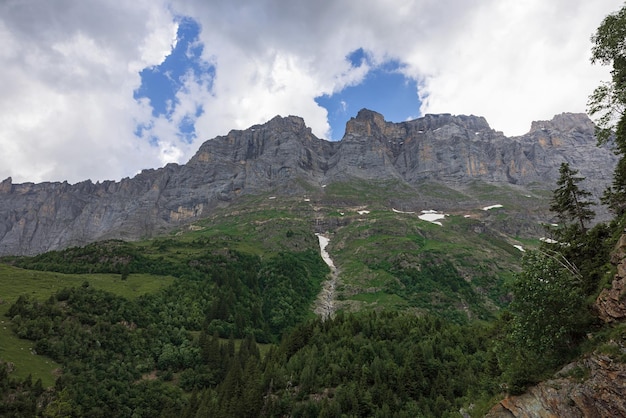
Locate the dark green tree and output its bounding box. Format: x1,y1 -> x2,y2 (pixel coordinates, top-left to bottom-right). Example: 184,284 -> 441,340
589,4 -> 626,214
549,162 -> 595,234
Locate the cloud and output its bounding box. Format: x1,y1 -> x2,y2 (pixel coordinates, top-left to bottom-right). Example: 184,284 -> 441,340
174,0 -> 623,139
0,0 -> 178,183
408,0 -> 623,135
0,0 -> 622,183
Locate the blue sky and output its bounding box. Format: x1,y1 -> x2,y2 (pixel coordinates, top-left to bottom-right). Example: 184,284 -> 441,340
315,49 -> 420,140
0,0 -> 621,183
134,17 -> 209,144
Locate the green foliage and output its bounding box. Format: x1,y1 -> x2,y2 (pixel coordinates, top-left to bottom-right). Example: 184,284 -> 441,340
0,362 -> 45,417
5,148 -> 623,415
511,252 -> 590,353
330,210 -> 519,317
387,257 -> 491,321
259,251 -> 327,335
543,161 -> 613,298
545,221 -> 615,296
589,4 -> 626,214
5,239 -> 328,343
0,239 -> 330,415
497,251 -> 593,392
182,312 -> 503,418
589,5 -> 626,144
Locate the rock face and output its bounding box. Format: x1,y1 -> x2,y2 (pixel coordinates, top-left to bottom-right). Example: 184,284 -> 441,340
0,109 -> 617,256
595,234 -> 626,323
485,354 -> 626,418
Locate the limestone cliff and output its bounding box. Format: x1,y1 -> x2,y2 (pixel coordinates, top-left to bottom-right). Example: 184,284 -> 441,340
0,110 -> 617,256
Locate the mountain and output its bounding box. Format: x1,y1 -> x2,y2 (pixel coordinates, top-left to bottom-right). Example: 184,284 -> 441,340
0,109 -> 615,256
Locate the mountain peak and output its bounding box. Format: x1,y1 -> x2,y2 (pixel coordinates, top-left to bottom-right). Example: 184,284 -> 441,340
267,114 -> 307,128
354,108 -> 385,121
529,112 -> 594,135
415,113 -> 492,132
0,177 -> 12,193
344,108 -> 388,137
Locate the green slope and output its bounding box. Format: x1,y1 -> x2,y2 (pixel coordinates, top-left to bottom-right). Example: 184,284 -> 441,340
0,179 -> 546,415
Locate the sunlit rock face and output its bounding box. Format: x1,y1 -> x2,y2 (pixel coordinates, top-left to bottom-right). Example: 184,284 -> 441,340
0,109 -> 616,256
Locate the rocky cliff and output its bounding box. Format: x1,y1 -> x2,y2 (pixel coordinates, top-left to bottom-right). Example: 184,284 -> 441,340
0,109 -> 616,256
595,233 -> 626,323
485,354 -> 626,418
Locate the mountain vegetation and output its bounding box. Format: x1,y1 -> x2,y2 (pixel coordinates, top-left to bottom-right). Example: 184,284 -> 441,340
2,5 -> 626,417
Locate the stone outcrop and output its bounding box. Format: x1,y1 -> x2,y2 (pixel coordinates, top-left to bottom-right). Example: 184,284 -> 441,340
0,109 -> 617,256
595,234 -> 626,323
486,354 -> 626,418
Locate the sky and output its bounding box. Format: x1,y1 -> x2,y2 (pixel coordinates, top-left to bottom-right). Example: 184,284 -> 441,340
0,0 -> 623,184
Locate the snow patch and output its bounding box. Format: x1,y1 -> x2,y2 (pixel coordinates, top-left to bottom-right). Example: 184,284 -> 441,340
418,210 -> 447,226
540,237 -> 558,244
513,245 -> 525,252
316,234 -> 335,269
357,210 -> 370,215
268,196 -> 276,200
482,204 -> 503,211
392,208 -> 415,214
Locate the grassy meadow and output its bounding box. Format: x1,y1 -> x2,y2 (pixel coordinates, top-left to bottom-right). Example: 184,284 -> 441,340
0,264 -> 174,386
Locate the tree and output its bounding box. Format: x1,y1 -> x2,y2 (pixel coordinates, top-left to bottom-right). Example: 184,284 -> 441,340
510,251 -> 589,354
589,5 -> 626,214
549,162 -> 595,233
498,251 -> 592,392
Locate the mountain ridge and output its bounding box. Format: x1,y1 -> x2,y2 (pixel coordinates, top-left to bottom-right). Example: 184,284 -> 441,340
0,109 -> 616,256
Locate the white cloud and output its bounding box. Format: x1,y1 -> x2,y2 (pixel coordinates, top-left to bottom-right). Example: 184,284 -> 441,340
175,0 -> 623,140
409,0 -> 624,135
0,0 -> 623,183
0,0 -> 177,183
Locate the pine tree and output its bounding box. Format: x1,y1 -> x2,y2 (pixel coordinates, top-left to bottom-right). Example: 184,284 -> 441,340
549,162 -> 595,234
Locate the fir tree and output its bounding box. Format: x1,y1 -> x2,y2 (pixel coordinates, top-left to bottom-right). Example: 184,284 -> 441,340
549,162 -> 595,234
